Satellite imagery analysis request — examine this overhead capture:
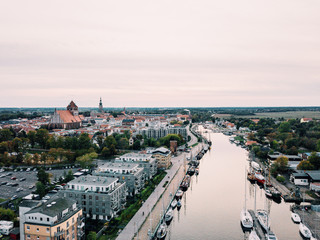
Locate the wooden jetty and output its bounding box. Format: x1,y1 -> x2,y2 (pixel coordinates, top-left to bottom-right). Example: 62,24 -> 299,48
248,210 -> 267,240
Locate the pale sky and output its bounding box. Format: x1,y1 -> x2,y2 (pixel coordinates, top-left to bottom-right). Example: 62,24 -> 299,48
0,0 -> 320,107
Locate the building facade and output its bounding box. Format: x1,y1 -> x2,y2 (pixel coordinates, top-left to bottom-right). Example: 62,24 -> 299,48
93,162 -> 144,196
137,126 -> 187,140
19,197 -> 84,240
117,153 -> 157,180
61,175 -> 126,221
151,147 -> 172,169
49,101 -> 82,129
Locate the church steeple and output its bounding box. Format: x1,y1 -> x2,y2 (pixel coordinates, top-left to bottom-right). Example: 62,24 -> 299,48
99,97 -> 104,113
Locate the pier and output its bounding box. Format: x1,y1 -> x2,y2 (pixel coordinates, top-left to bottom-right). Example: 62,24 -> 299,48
248,210 -> 267,240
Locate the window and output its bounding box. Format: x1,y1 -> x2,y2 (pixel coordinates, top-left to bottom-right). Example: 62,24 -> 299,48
46,228 -> 49,233
95,196 -> 99,200
27,226 -> 30,230
72,218 -> 74,223
40,217 -> 43,221
37,228 -> 39,232
27,235 -> 30,239
69,193 -> 73,197
47,218 -> 49,222
67,229 -> 69,235
67,221 -> 69,228
96,208 -> 99,213
89,195 -> 92,200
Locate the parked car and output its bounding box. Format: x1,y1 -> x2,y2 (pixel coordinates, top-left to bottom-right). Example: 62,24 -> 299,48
11,177 -> 16,180
11,195 -> 18,200
1,181 -> 7,185
26,168 -> 30,172
16,187 -> 23,192
29,185 -> 35,189
20,178 -> 26,182
11,183 -> 18,187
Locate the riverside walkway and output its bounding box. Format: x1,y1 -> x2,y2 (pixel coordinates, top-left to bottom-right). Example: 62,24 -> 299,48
116,144 -> 204,240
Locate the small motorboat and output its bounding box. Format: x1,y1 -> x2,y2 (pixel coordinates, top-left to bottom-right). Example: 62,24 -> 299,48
176,189 -> 183,198
177,200 -> 182,209
171,199 -> 177,209
156,223 -> 167,239
249,229 -> 260,240
291,212 -> 301,223
299,223 -> 312,239
265,188 -> 273,198
165,208 -> 173,223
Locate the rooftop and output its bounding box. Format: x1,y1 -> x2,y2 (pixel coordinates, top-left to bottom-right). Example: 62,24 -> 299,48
68,175 -> 118,186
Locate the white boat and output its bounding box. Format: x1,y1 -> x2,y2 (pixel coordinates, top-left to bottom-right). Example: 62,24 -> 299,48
265,188 -> 273,198
175,189 -> 183,198
177,200 -> 182,209
165,208 -> 173,223
156,223 -> 167,239
240,209 -> 253,229
291,212 -> 301,223
265,232 -> 278,240
251,161 -> 262,171
299,223 -> 312,239
171,199 -> 177,209
240,168 -> 253,229
256,209 -> 270,232
249,229 -> 260,240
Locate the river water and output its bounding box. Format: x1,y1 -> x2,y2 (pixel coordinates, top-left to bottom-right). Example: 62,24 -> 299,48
167,132 -> 302,240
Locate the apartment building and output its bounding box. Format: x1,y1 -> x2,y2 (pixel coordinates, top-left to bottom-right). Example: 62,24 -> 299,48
93,162 -> 144,196
61,175 -> 126,221
117,153 -> 157,180
151,147 -> 172,169
19,196 -> 84,240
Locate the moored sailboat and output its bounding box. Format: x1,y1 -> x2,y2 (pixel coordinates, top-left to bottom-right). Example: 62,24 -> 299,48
299,223 -> 312,239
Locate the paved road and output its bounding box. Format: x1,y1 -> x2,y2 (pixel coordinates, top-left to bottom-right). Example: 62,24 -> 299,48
116,144 -> 204,240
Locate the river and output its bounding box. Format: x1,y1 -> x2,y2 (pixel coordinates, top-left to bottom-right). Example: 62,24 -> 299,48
166,131 -> 302,240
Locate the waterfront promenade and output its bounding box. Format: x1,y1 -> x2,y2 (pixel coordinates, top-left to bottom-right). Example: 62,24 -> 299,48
116,144 -> 204,240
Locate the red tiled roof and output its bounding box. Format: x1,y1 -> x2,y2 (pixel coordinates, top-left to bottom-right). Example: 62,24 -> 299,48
57,110 -> 82,123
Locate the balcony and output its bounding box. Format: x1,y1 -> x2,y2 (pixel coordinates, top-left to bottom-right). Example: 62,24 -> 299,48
54,229 -> 65,237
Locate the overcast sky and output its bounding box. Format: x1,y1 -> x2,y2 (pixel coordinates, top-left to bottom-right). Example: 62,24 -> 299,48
1,0 -> 320,107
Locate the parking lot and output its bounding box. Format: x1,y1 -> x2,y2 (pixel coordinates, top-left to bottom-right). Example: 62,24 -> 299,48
0,167 -> 77,200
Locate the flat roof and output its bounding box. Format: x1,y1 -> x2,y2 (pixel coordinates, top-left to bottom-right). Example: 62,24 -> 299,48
68,175 -> 117,186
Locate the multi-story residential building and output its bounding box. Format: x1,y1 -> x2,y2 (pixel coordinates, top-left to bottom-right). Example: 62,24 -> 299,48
93,162 -> 144,196
137,126 -> 187,140
151,147 -> 172,169
19,196 -> 84,240
117,153 -> 157,180
61,175 -> 126,221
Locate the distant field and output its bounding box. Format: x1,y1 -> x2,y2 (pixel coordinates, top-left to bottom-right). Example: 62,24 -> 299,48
234,111 -> 320,119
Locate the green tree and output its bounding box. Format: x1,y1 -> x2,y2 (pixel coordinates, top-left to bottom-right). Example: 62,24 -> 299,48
35,129 -> 49,149
79,133 -> 91,149
27,131 -> 36,148
65,170 -> 74,182
0,129 -> 14,142
297,160 -> 314,170
308,152 -> 320,169
36,182 -> 46,198
0,207 -> 16,221
278,122 -> 291,133
76,152 -> 98,169
133,140 -> 141,150
37,168 -> 50,185
87,231 -> 97,240
105,135 -> 117,148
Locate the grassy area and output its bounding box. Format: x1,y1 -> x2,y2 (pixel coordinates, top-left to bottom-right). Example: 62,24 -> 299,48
98,170 -> 167,239
0,198 -> 6,203
219,111 -> 320,120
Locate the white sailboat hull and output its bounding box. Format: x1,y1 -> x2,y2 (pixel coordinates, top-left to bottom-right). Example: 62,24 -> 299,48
240,209 -> 253,229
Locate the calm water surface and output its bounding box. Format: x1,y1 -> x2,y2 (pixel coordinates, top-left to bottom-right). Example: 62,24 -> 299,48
167,132 -> 302,240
